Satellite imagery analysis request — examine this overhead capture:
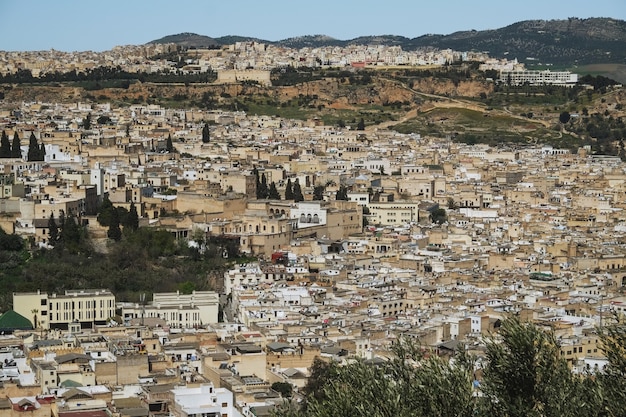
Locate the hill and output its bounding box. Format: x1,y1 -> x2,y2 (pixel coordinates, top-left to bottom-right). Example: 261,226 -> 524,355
150,18 -> 626,65
408,18 -> 626,66
148,32 -> 219,48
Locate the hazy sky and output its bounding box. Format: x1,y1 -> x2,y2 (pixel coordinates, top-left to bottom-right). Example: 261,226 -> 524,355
1,0 -> 624,52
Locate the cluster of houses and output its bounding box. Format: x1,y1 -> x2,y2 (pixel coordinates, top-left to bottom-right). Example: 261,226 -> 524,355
0,84 -> 625,415
0,40 -> 492,79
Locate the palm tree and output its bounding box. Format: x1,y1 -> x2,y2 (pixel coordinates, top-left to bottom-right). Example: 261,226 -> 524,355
31,309 -> 39,328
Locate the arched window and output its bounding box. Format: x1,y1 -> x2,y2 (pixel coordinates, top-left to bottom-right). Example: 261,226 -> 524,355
300,214 -> 306,223
307,214 -> 312,223
313,214 -> 319,223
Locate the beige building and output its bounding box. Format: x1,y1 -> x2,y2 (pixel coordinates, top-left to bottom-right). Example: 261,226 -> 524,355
13,289 -> 115,330
368,201 -> 420,226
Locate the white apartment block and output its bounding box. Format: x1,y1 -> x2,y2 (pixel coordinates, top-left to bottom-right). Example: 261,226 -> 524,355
13,289 -> 115,330
121,290 -> 219,328
499,70 -> 578,86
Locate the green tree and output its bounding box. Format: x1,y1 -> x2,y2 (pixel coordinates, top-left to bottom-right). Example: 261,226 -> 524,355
271,382 -> 293,398
61,213 -> 84,252
83,113 -> 92,130
97,195 -> 116,227
48,213 -> 58,245
259,173 -> 269,199
0,226 -> 23,251
107,207 -> 122,241
97,115 -> 111,125
429,208 -> 447,224
336,185 -> 349,201
301,357 -> 336,405
202,123 -> 210,143
357,117 -> 365,131
123,201 -> 140,232
559,111 -> 571,124
269,181 -> 281,200
11,132 -> 21,158
166,134 -> 174,153
178,281 -> 196,294
284,178 -> 294,200
27,132 -> 42,162
292,179 -> 304,202
313,185 -> 325,201
0,130 -> 10,158
479,316 -> 583,417
301,339 -> 475,417
598,314 -> 626,416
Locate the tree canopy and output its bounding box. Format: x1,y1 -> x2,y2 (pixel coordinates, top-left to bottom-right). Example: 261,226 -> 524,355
0,130 -> 10,158
27,132 -> 45,161
293,179 -> 304,202
285,178 -> 294,200
276,316 -> 626,417
202,123 -> 210,143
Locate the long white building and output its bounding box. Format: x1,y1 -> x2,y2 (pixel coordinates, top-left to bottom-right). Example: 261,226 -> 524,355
120,290 -> 219,328
499,70 -> 578,86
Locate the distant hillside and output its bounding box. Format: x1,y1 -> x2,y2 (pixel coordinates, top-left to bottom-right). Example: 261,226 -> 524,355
148,32 -> 219,48
150,18 -> 626,65
407,18 -> 626,65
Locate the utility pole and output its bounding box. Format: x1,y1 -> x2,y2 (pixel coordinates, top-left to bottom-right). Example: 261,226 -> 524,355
140,293 -> 146,326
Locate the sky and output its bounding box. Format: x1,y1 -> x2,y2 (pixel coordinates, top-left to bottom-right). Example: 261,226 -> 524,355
0,0 -> 624,52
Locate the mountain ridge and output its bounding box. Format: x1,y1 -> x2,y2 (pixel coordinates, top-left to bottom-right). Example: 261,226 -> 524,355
148,18 -> 626,65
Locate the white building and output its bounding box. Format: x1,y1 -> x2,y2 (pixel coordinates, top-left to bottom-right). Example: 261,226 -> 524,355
499,70 -> 578,86
121,290 -> 219,328
290,201 -> 327,229
170,383 -> 240,417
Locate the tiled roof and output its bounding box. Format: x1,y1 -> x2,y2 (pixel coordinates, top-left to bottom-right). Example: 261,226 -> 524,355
0,310 -> 33,331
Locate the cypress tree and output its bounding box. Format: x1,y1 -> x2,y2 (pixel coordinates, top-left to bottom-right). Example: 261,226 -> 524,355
259,173 -> 269,199
202,123 -> 210,143
125,201 -> 139,232
48,213 -> 58,245
313,185 -> 325,201
285,178 -> 294,200
27,132 -> 39,161
269,181 -> 281,200
293,179 -> 304,202
83,113 -> 92,130
0,131 -> 10,158
97,195 -> 115,227
107,208 -> 122,241
11,132 -> 21,158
